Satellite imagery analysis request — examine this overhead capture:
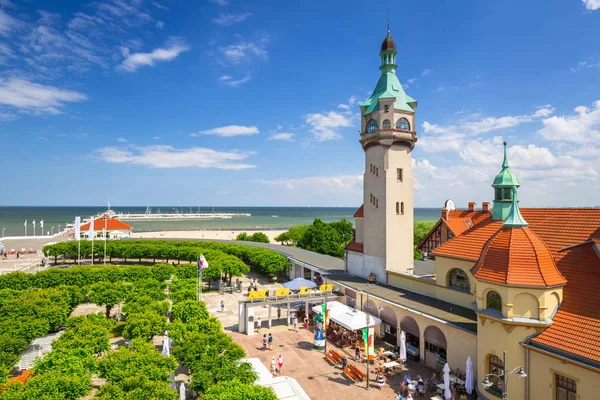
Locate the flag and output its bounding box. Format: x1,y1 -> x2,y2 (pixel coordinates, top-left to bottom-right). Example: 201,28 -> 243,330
321,303 -> 327,327
24,220 -> 27,227
40,220 -> 43,228
32,220 -> 35,226
89,217 -> 94,240
74,217 -> 81,241
198,254 -> 208,271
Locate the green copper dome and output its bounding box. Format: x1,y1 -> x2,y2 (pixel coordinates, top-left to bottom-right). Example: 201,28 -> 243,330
491,142 -> 521,221
492,142 -> 520,188
504,187 -> 528,228
360,29 -> 417,116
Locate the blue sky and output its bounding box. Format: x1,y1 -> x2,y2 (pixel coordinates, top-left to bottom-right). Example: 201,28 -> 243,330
0,0 -> 599,208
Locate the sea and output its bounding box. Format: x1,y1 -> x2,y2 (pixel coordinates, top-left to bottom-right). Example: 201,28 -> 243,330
0,206 -> 440,237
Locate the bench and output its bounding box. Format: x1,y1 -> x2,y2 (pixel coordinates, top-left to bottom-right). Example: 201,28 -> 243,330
349,364 -> 366,381
329,350 -> 344,363
325,353 -> 339,366
343,367 -> 357,382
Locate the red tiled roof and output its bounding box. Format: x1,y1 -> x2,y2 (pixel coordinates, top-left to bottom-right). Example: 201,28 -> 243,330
471,227 -> 566,287
433,208 -> 600,260
353,205 -> 364,218
531,242 -> 600,363
345,240 -> 363,253
80,217 -> 132,231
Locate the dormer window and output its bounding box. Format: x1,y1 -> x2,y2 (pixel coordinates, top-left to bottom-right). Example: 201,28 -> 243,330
367,119 -> 379,133
396,117 -> 410,131
382,119 -> 391,129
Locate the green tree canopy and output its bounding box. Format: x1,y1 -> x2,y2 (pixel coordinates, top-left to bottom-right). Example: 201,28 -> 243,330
202,379 -> 278,400
89,281 -> 130,318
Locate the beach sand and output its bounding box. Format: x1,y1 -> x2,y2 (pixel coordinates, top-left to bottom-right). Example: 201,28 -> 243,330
131,229 -> 287,244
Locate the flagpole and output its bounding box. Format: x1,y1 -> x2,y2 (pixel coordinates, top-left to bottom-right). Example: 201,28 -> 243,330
91,217 -> 95,266
24,220 -> 27,236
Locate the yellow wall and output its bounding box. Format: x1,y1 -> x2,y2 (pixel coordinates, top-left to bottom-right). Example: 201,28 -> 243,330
386,267 -> 473,309
528,348 -> 598,400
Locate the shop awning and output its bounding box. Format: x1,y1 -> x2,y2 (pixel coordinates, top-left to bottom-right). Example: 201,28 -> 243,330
328,305 -> 382,331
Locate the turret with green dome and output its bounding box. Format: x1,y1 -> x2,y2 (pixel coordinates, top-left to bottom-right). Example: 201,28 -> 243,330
492,142 -> 520,221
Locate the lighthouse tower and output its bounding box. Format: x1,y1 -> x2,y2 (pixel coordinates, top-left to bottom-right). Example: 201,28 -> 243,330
346,25 -> 418,282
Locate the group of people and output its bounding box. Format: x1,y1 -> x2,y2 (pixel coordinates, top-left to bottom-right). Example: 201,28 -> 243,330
270,355 -> 284,375
261,333 -> 275,351
327,322 -> 360,348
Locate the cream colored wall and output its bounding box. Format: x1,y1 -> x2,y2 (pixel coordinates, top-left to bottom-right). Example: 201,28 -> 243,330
355,217 -> 364,243
384,142 -> 414,274
528,349 -> 599,400
387,271 -> 473,309
364,144 -> 386,259
474,281 -> 563,320
435,257 -> 476,289
355,293 -> 478,378
476,318 -> 535,399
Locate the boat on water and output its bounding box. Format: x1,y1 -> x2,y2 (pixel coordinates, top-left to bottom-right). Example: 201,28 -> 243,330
271,215 -> 279,218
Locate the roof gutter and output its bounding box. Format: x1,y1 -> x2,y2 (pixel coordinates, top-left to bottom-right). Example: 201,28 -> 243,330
521,342 -> 600,373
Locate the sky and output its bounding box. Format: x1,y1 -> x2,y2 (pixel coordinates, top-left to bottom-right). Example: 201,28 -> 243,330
0,0 -> 599,208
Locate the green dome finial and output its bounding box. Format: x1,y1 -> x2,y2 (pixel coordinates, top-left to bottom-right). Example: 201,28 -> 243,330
491,141 -> 521,221
504,187 -> 528,228
502,141 -> 509,169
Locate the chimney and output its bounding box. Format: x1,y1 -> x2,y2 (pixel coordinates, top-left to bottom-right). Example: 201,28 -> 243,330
468,202 -> 476,212
441,208 -> 449,220
482,202 -> 490,213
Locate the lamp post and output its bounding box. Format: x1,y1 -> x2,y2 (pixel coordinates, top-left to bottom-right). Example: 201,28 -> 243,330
1,227 -> 4,238
480,351 -> 527,400
51,226 -> 54,235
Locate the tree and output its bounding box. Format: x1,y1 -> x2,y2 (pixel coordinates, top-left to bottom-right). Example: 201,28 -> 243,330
329,219 -> 353,243
122,312 -> 167,341
273,231 -> 290,245
235,232 -> 249,241
413,221 -> 437,260
89,282 -> 129,318
286,224 -> 309,245
298,219 -> 344,258
202,380 -> 278,400
248,232 -> 269,243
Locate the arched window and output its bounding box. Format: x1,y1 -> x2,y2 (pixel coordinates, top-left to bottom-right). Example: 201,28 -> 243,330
396,117 -> 410,131
367,119 -> 379,133
382,119 -> 391,129
486,291 -> 502,312
448,269 -> 470,291
488,355 -> 504,396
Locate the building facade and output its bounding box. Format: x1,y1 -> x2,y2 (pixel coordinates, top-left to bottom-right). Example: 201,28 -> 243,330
342,27 -> 600,400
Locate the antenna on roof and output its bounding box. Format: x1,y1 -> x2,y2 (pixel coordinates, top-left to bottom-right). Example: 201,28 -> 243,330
387,9 -> 390,35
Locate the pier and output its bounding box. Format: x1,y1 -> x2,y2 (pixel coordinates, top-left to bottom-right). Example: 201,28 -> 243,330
108,212 -> 251,221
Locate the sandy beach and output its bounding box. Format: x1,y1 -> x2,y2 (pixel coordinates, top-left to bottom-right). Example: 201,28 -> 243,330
131,229 -> 287,244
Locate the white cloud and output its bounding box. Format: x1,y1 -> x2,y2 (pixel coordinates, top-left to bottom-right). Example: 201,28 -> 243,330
306,111 -> 353,141
221,75 -> 251,87
257,175 -> 363,192
0,77 -> 87,114
97,145 -> 256,169
156,21 -> 165,29
117,137 -> 127,143
537,100 -> 600,143
0,9 -> 22,37
191,125 -> 260,137
268,133 -> 295,141
152,2 -> 169,11
213,13 -> 253,26
117,37 -> 189,72
583,0 -> 600,10
209,0 -> 229,5
152,136 -> 162,140
421,68 -> 433,77
219,36 -> 268,64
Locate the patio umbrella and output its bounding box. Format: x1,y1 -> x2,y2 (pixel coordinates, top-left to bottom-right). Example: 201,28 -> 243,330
399,330 -> 407,363
162,335 -> 170,356
443,363 -> 451,400
465,356 -> 474,395
179,382 -> 185,400
283,277 -> 317,290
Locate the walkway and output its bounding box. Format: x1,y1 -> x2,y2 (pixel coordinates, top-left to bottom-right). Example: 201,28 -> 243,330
204,274 -> 440,400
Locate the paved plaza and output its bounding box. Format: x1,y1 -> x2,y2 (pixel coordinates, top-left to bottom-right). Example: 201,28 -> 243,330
204,273 -> 440,400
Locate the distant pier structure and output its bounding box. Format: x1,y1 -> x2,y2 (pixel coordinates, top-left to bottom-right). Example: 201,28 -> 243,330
97,204 -> 251,222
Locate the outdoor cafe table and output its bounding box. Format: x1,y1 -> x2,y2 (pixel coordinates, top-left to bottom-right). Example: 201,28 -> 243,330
383,361 -> 400,369
450,375 -> 465,385
383,351 -> 396,359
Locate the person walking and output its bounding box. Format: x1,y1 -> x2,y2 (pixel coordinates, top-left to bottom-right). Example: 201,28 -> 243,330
268,333 -> 273,350
293,314 -> 298,332
220,300 -> 225,313
355,346 -> 361,362
257,317 -> 262,332
277,354 -> 284,374
303,316 -> 308,330
341,356 -> 348,370
262,334 -> 268,351
271,357 -> 277,374
277,307 -> 281,320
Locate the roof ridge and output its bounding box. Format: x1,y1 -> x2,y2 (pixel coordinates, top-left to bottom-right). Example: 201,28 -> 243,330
523,228 -> 545,286
506,228 -> 514,284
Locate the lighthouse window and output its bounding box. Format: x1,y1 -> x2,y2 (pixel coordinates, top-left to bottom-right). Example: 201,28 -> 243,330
396,117 -> 410,131
383,119 -> 391,129
367,119 -> 379,133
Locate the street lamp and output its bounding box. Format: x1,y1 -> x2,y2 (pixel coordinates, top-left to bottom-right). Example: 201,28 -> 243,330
1,227 -> 4,237
51,226 -> 54,235
480,351 -> 527,400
